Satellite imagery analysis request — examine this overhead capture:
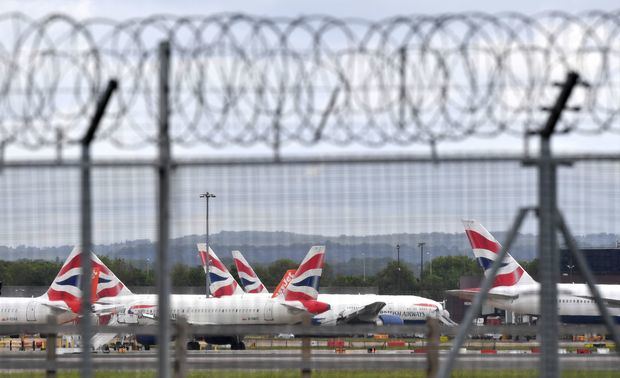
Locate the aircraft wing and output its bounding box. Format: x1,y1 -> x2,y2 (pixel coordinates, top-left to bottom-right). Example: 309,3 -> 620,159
447,289 -> 518,302
91,332 -> 118,351
337,302 -> 386,324
91,314 -> 121,351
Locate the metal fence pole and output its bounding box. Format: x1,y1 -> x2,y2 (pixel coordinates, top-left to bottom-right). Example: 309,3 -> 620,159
301,316 -> 312,378
80,79 -> 118,378
556,211 -> 620,352
537,71 -> 579,378
0,140 -> 5,173
437,207 -> 531,378
45,315 -> 57,378
157,40 -> 172,378
399,46 -> 407,129
174,317 -> 188,378
426,317 -> 439,378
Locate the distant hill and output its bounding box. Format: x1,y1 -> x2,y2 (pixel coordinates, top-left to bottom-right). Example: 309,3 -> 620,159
0,230 -> 618,275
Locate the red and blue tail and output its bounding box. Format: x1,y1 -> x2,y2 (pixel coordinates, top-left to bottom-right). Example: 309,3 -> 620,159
232,250 -> 268,294
281,246 -> 325,301
197,243 -> 244,297
463,220 -> 535,287
45,247 -> 132,312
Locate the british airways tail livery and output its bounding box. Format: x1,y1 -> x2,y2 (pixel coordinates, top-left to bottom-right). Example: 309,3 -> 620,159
45,247 -> 132,312
0,246 -> 131,325
449,220 -> 620,324
232,250 -> 269,294
280,246 -> 325,302
463,220 -> 535,288
197,243 -> 244,297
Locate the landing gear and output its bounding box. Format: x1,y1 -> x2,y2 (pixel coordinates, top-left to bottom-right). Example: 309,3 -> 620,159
187,341 -> 201,350
230,341 -> 246,350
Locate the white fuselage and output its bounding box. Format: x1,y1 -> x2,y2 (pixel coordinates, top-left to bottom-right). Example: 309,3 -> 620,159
314,294 -> 448,325
487,283 -> 620,322
0,297 -> 77,325
98,294 -> 313,325
203,293 -> 451,325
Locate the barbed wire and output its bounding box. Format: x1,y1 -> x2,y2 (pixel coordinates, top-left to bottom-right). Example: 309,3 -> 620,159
1,11 -> 620,150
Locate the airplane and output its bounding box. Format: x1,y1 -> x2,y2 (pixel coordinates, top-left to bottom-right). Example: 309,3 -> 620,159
208,249 -> 455,326
0,246 -> 131,326
96,245 -> 331,350
448,220 -> 620,324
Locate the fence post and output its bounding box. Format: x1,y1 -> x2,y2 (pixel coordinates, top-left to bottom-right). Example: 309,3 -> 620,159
45,315 -> 57,378
438,207 -> 531,378
426,317 -> 439,378
174,317 -> 188,378
537,71 -> 579,378
556,211 -> 620,352
301,317 -> 312,378
80,79 -> 118,378
399,46 -> 407,129
0,140 -> 4,173
157,40 -> 172,378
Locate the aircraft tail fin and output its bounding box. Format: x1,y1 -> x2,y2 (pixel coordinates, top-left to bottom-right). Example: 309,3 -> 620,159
280,246 -> 325,301
462,220 -> 536,287
45,247 -> 133,312
197,243 -> 244,297
232,250 -> 268,294
271,269 -> 296,298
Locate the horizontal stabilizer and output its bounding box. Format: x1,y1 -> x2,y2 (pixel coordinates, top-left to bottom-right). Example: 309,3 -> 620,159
279,302 -> 310,314
446,289 -> 518,302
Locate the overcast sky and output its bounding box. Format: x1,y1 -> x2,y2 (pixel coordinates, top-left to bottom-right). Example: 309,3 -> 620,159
0,1 -> 618,248
3,0 -> 619,19
2,0 -> 619,159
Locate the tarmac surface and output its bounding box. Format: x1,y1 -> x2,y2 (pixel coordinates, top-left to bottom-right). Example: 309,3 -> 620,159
0,350 -> 617,371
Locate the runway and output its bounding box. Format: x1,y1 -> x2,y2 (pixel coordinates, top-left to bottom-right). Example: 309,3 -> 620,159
0,350 -> 617,371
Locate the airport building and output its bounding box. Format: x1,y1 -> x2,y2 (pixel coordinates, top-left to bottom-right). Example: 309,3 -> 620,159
560,245 -> 620,284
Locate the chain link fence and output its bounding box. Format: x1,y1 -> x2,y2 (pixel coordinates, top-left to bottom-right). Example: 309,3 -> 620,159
0,11 -> 619,378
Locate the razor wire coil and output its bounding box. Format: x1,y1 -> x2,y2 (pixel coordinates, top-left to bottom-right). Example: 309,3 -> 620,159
1,11 -> 620,149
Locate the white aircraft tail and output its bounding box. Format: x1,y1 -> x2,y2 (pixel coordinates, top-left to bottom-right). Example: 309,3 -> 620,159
232,250 -> 269,294
462,220 -> 536,287
44,247 -> 132,312
279,246 -> 325,302
197,243 -> 244,297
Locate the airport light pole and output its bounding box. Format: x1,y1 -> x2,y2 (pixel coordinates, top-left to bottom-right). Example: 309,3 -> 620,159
428,249 -> 433,276
146,257 -> 150,284
362,252 -> 366,282
566,264 -> 575,282
396,244 -> 401,294
200,192 -> 216,297
418,242 -> 425,279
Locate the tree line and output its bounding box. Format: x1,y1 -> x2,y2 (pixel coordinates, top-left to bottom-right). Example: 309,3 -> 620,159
0,256 -> 539,301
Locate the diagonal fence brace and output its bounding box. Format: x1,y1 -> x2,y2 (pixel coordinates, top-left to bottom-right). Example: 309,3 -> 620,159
437,207 -> 533,378
556,210 -> 620,353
